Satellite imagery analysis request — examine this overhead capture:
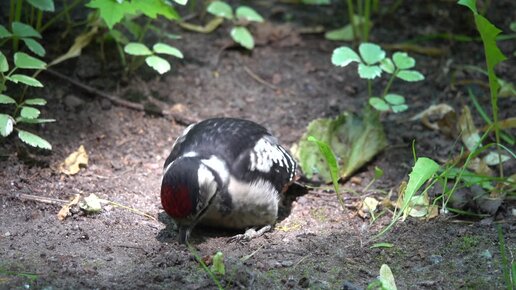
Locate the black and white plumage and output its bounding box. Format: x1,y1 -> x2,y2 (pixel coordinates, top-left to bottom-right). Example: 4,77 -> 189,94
161,118 -> 296,243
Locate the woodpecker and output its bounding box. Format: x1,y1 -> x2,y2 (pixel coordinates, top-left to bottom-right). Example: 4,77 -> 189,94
161,118 -> 297,244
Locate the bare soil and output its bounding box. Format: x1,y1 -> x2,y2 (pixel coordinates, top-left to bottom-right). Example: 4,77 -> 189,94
1,1 -> 515,289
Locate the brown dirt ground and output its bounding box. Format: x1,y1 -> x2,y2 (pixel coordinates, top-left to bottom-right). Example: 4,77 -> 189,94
1,1 -> 515,289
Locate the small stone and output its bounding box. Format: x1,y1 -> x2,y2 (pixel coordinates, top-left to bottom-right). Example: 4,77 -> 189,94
281,260 -> 293,267
342,281 -> 360,290
100,99 -> 112,110
64,94 -> 85,111
4,231 -> 10,237
429,254 -> 443,265
298,277 -> 310,288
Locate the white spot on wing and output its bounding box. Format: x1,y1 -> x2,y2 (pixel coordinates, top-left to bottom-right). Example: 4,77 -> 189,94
249,136 -> 294,174
183,151 -> 198,158
171,123 -> 196,150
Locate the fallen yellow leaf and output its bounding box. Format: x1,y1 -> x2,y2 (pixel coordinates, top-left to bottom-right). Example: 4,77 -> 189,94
59,145 -> 88,175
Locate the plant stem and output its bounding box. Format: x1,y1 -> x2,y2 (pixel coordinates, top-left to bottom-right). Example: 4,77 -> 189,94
36,10 -> 43,30
39,0 -> 83,33
363,0 -> 371,42
13,0 -> 23,51
9,0 -> 15,24
346,0 -> 357,44
137,17 -> 153,43
367,79 -> 372,98
382,69 -> 398,98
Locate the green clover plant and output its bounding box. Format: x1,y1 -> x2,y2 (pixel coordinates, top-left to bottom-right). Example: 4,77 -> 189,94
207,1 -> 264,50
332,42 -> 424,113
0,51 -> 54,150
86,0 -> 185,75
123,42 -> 183,74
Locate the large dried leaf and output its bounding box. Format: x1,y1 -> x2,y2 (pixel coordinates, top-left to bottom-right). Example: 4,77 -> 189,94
59,145 -> 89,175
292,111 -> 387,182
48,26 -> 98,67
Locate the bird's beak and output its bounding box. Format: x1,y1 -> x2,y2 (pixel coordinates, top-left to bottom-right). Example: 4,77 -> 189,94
178,226 -> 191,244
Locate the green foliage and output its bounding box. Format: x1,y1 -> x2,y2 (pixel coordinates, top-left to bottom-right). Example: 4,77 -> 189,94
124,42 -> 183,74
0,49 -> 54,149
458,0 -> 509,180
86,0 -> 181,29
377,157 -> 440,237
367,264 -> 398,290
332,43 -> 424,113
293,110 -> 387,183
210,251 -> 226,276
0,22 -> 45,56
206,1 -> 264,50
307,135 -> 342,205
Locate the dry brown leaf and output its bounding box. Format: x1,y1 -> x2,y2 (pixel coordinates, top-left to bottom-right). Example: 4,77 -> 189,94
48,26 -> 98,67
59,145 -> 89,175
458,106 -> 481,152
57,194 -> 81,221
410,104 -> 455,131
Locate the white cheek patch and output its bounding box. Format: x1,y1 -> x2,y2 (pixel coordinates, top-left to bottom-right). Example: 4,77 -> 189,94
201,155 -> 229,185
197,164 -> 218,211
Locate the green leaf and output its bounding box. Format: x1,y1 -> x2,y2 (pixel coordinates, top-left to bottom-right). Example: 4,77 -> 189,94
0,94 -> 17,104
153,43 -> 183,58
235,6 -> 264,22
391,104 -> 408,113
369,97 -> 389,111
292,111 -> 387,182
132,0 -> 180,21
18,130 -> 52,150
402,157 -> 439,218
374,166 -> 384,179
358,64 -> 382,79
207,1 -> 234,19
396,70 -> 424,82
458,0 -> 477,14
12,22 -> 41,38
14,52 -> 46,69
392,52 -> 415,69
379,264 -> 398,290
210,251 -> 225,275
0,51 -> 8,72
86,0 -> 138,29
173,0 -> 188,5
510,22 -> 516,32
145,55 -> 170,74
21,38 -> 46,57
25,98 -> 47,105
380,58 -> 395,74
26,0 -> 55,12
384,94 -> 405,105
307,135 -> 340,194
20,106 -> 41,119
124,42 -> 152,56
331,47 -> 361,67
325,26 -> 354,41
302,0 -> 331,4
7,74 -> 43,87
370,242 -> 393,249
230,26 -> 254,50
16,118 -> 55,124
358,42 -> 385,65
0,114 -> 15,137
0,25 -> 12,38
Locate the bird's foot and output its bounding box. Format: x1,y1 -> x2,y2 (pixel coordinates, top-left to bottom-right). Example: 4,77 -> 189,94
228,225 -> 272,243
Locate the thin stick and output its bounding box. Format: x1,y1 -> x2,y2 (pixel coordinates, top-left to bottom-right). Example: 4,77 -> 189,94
243,66 -> 277,90
44,69 -> 195,126
17,193 -> 68,205
102,199 -> 157,221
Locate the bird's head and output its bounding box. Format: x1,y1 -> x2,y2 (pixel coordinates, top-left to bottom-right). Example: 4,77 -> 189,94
160,157 -> 219,244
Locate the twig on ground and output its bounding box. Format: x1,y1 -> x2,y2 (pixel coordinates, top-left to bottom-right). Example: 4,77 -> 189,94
44,69 -> 196,126
16,193 -> 68,205
243,66 -> 277,90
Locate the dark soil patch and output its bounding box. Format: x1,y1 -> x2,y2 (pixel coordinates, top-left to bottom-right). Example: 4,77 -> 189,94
1,1 -> 515,289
